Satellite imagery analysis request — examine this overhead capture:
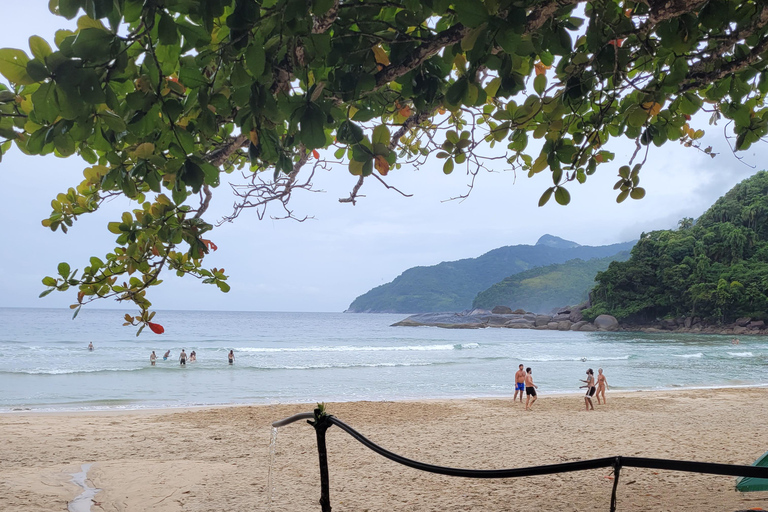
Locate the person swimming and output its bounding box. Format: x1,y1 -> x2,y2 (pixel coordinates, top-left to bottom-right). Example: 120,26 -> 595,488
163,350 -> 171,361
88,342 -> 94,351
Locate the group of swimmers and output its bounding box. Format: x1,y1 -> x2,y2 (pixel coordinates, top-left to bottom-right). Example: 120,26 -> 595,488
148,349 -> 235,366
513,364 -> 609,411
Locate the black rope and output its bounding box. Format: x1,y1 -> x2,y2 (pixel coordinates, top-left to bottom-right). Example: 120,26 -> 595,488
329,416 -> 768,480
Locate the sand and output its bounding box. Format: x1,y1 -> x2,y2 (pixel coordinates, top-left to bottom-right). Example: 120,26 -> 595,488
1,388 -> 767,512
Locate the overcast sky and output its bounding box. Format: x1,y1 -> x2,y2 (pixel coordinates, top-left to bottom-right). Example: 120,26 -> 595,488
0,2 -> 764,314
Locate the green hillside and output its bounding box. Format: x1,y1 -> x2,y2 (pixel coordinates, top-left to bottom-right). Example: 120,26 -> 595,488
584,171 -> 768,323
472,253 -> 630,313
347,235 -> 636,313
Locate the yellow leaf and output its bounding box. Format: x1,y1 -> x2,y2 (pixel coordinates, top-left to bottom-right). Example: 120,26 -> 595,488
534,62 -> 551,76
372,45 -> 390,66
642,101 -> 663,117
134,142 -> 155,159
77,16 -> 107,31
249,130 -> 259,145
374,155 -> 390,176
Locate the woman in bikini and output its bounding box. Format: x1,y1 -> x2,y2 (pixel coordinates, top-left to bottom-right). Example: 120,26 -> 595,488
579,368 -> 595,411
595,368 -> 608,404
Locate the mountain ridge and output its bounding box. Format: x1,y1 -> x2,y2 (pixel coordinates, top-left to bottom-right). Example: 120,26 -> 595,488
347,235 -> 636,313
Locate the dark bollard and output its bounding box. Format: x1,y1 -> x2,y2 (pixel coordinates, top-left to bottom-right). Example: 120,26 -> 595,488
309,404 -> 334,512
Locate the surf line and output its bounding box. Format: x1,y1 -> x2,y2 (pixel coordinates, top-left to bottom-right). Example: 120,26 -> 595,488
68,463 -> 101,512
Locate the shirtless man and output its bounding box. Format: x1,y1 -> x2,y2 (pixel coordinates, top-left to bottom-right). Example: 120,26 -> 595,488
163,350 -> 171,361
88,342 -> 94,351
595,368 -> 608,404
580,368 -> 596,411
524,367 -> 538,411
513,364 -> 526,403
150,351 -> 157,366
179,349 -> 187,366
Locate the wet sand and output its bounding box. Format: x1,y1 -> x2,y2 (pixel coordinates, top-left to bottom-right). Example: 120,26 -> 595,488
1,388 -> 767,511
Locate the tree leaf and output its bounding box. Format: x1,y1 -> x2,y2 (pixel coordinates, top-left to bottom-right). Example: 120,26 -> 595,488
0,48 -> 35,85
554,186 -> 571,205
245,42 -> 266,77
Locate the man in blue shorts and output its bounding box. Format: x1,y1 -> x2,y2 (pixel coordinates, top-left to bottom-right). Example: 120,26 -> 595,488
514,364 -> 526,403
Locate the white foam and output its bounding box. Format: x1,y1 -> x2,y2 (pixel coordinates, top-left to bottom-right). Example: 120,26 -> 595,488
727,352 -> 754,357
673,353 -> 704,358
234,343 -> 478,353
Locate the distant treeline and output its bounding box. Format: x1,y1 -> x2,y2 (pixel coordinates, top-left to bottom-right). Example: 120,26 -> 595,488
584,171 -> 768,323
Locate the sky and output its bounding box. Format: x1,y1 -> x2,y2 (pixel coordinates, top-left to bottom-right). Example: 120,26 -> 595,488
0,2 -> 764,314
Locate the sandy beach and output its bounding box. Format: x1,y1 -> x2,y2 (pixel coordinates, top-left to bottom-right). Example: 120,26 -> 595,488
1,388 -> 767,511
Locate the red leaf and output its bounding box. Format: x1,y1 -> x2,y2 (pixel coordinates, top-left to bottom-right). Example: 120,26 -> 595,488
312,149 -> 320,159
148,322 -> 165,334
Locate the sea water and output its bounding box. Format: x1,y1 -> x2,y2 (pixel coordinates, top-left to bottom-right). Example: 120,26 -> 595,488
1,308 -> 767,412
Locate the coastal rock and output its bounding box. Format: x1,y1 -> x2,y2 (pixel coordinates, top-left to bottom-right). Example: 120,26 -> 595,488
748,320 -> 765,329
556,308 -> 571,315
491,306 -> 513,315
505,319 -> 535,328
570,321 -> 588,330
569,309 -> 583,323
512,308 -> 527,315
733,326 -> 748,335
535,315 -> 551,327
684,317 -> 692,328
579,323 -> 597,332
553,313 -> 571,322
391,312 -> 487,328
557,320 -> 572,331
547,322 -> 560,330
660,319 -> 677,330
523,313 -> 537,321
735,317 -> 751,327
593,314 -> 619,331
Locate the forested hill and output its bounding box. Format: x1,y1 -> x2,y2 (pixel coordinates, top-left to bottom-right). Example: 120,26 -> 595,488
584,171 -> 768,324
472,252 -> 631,313
347,235 -> 636,313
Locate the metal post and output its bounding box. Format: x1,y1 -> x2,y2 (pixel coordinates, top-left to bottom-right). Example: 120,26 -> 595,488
309,406 -> 334,512
610,456 -> 622,512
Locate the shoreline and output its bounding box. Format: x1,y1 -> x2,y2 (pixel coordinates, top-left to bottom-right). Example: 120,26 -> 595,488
5,382 -> 768,415
2,388 -> 768,511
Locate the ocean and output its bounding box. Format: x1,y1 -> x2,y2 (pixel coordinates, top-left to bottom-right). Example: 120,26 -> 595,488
1,308 -> 767,412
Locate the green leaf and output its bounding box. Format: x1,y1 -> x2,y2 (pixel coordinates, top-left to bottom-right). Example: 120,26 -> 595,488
0,48 -> 35,85
179,56 -> 208,88
29,36 -> 53,61
554,186 -> 570,205
42,276 -> 57,287
453,0 -> 488,28
158,12 -> 179,46
630,187 -> 646,199
538,187 -> 553,207
70,29 -> 114,62
245,42 -> 266,77
616,189 -> 630,203
533,74 -> 547,96
443,158 -> 454,174
58,262 -> 71,278
372,124 -> 391,146
181,158 -> 205,193
300,103 -> 327,150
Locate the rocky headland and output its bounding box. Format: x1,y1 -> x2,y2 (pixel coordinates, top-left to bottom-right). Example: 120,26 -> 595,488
392,304 -> 768,335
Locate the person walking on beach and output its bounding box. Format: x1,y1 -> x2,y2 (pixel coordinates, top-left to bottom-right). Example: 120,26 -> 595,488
88,342 -> 94,351
513,364 -> 526,403
580,368 -> 596,411
179,349 -> 187,366
595,368 -> 608,404
163,350 -> 171,360
524,368 -> 538,411
228,350 -> 235,365
150,351 -> 157,366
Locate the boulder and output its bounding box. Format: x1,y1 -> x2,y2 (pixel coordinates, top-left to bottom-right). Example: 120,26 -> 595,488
660,319 -> 678,330
733,326 -> 748,335
684,317 -> 692,329
547,322 -> 560,330
486,315 -> 513,326
593,314 -> 619,331
569,309 -> 583,323
735,317 -> 751,327
505,319 -> 535,329
523,313 -> 537,321
748,320 -> 765,329
512,308 -> 527,315
579,323 -> 597,332
553,313 -> 571,322
676,317 -> 686,326
556,308 -> 571,315
557,320 -> 572,331
535,315 -> 552,327
570,321 -> 588,331
491,305 -> 513,315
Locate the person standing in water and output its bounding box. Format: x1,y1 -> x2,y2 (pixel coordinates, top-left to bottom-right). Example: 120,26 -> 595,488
163,350 -> 171,360
580,368 -> 596,411
189,351 -> 196,362
524,367 -> 538,411
150,351 -> 157,366
88,342 -> 94,351
513,364 -> 526,403
595,368 -> 608,404
179,349 -> 187,366
228,350 -> 235,365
